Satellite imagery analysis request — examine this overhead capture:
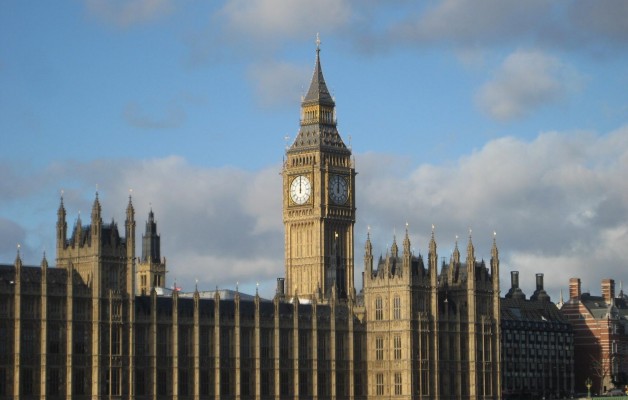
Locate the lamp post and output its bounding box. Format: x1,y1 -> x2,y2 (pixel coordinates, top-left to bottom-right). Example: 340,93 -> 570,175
585,377 -> 592,399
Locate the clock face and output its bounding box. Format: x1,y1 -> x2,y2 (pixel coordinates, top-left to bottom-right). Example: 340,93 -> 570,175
290,175 -> 312,205
329,174 -> 348,204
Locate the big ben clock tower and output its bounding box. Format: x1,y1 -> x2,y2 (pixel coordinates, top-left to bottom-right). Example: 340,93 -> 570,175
283,37 -> 356,301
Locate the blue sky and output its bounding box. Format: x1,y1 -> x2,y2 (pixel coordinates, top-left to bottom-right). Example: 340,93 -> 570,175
1,0 -> 628,299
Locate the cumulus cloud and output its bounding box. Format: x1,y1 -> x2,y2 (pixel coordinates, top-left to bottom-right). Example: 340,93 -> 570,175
475,49 -> 583,120
3,125 -> 628,299
389,0 -> 550,47
247,61 -> 309,108
356,125 -> 628,299
218,0 -> 352,41
85,0 -> 174,27
385,0 -> 628,52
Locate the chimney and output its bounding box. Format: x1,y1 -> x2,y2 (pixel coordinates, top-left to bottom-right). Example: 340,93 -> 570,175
601,279 -> 615,305
569,278 -> 581,300
511,271 -> 519,289
536,273 -> 544,291
276,278 -> 285,296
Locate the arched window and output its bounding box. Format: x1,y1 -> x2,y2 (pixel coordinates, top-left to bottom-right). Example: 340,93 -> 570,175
375,297 -> 383,320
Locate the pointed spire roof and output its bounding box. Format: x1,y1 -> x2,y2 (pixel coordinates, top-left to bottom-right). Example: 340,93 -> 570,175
126,193 -> 135,220
288,35 -> 349,155
303,35 -> 335,107
365,228 -> 373,255
391,234 -> 398,257
15,244 -> 22,266
403,222 -> 411,253
452,235 -> 460,263
58,191 -> 66,218
91,191 -> 102,221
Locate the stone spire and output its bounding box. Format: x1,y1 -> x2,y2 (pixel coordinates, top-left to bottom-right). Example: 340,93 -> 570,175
390,234 -> 398,258
57,193 -> 67,247
142,207 -> 160,263
364,229 -> 373,277
403,223 -> 411,256
452,235 -> 460,264
428,225 -> 438,284
91,191 -> 102,223
302,33 -> 335,108
491,231 -> 500,293
289,35 -> 348,154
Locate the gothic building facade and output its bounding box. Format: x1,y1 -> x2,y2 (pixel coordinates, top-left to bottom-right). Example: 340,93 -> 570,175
0,43 -> 501,399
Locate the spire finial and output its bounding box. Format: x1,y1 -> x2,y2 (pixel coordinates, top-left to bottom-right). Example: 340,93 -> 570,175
316,33 -> 321,51
256,282 -> 259,295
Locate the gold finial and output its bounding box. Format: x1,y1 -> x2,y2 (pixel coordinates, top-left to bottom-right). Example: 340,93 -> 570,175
431,224 -> 435,232
494,231 -> 497,237
316,33 -> 321,50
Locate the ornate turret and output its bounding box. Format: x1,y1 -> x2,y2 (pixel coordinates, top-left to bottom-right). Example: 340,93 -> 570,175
491,232 -> 500,293
428,225 -> 438,285
142,208 -> 159,263
90,192 -> 102,252
136,208 -> 166,295
390,235 -> 398,259
288,35 -> 348,155
57,193 -> 67,248
364,230 -> 373,277
466,231 -> 476,282
453,236 -> 461,264
402,224 -> 411,276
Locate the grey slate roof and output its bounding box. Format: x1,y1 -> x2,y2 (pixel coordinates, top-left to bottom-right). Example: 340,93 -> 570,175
302,48 -> 334,107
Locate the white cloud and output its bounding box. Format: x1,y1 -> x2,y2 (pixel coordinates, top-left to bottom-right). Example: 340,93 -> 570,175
475,49 -> 583,120
86,0 -> 174,27
391,0 -> 550,46
247,61 -> 309,108
356,125 -> 628,299
3,125 -> 628,300
218,0 -> 352,41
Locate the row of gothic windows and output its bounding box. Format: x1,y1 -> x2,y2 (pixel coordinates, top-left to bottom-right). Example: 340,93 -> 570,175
374,295 -> 402,320
375,335 -> 403,361
375,372 -> 402,396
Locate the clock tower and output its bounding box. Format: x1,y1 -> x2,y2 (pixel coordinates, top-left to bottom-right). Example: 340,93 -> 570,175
283,38 -> 356,301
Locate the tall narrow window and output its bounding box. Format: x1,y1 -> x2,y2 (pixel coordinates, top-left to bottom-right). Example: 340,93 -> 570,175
394,372 -> 402,395
376,373 -> 384,395
376,336 -> 384,360
394,335 -> 402,360
375,297 -> 383,320
393,296 -> 401,319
